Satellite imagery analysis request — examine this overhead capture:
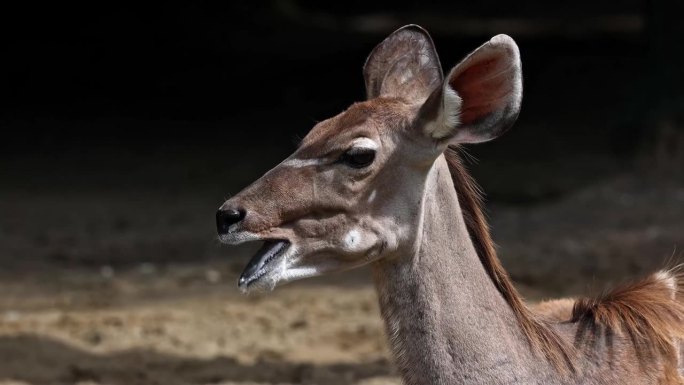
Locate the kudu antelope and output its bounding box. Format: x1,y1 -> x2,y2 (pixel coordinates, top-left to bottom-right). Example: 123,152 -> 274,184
217,25 -> 684,384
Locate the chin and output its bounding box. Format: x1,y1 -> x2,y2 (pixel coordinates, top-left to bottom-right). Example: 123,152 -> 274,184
237,248 -> 366,294
238,264 -> 323,294
236,242 -> 329,293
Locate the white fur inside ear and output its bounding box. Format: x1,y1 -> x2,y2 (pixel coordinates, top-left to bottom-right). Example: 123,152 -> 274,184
424,85 -> 462,140
425,33 -> 522,144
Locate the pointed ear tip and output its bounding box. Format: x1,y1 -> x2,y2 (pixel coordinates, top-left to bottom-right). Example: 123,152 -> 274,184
386,24 -> 433,42
364,25 -> 430,66
488,34 -> 520,54
363,24 -> 438,80
397,24 -> 430,34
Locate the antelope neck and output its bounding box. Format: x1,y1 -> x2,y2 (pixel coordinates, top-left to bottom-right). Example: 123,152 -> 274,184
371,155 -> 545,384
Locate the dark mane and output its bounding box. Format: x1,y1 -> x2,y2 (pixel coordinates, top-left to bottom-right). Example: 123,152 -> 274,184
444,146 -> 576,372
446,146 -> 684,378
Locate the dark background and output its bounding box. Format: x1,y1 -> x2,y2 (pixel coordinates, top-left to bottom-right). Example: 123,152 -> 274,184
1,0 -> 682,267
3,1 -> 682,197
0,2 -> 683,385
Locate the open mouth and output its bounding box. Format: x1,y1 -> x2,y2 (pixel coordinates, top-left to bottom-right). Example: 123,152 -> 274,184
238,240 -> 290,288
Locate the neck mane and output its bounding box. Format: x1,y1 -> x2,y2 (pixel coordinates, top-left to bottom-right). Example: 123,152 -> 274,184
372,148 -> 569,384
370,146 -> 684,384
444,147 -> 574,372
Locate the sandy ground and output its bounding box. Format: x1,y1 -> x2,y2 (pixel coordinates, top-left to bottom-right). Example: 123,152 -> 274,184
0,174 -> 682,385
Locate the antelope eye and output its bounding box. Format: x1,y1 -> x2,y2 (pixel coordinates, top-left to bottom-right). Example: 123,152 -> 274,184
338,147 -> 376,169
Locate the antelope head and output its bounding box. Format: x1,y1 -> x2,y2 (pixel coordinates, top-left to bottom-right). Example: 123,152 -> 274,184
217,25 -> 522,292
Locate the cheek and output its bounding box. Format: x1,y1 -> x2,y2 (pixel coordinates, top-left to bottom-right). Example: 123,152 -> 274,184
341,227 -> 378,253
367,189 -> 377,203
343,229 -> 362,251
292,215 -> 345,238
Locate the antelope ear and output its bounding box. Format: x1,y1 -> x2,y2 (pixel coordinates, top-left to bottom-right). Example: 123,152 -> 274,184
363,25 -> 443,102
419,34 -> 522,143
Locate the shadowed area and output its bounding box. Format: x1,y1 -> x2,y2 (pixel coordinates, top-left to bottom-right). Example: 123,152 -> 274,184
1,1 -> 682,384
0,335 -> 392,385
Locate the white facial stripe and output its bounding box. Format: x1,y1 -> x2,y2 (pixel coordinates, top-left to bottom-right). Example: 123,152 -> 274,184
281,158 -> 325,168
350,137 -> 379,150
280,138 -> 377,169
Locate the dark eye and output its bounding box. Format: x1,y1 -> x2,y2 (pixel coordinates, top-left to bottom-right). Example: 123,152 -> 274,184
338,148 -> 376,169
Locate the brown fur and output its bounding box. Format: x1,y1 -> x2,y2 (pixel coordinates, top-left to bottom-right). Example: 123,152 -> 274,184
220,25 -> 684,383
572,271 -> 684,382
533,298 -> 576,322
444,146 -> 577,372
445,146 -> 684,379
299,98 -> 407,156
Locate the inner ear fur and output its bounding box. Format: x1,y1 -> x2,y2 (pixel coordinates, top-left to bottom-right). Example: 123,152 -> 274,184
420,34 -> 523,144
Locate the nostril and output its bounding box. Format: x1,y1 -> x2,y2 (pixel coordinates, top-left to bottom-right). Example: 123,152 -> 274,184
216,208 -> 246,234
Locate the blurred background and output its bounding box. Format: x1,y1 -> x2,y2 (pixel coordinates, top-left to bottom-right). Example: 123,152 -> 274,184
1,1 -> 682,384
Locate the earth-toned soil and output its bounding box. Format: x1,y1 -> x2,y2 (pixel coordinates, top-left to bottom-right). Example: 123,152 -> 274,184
0,174 -> 681,385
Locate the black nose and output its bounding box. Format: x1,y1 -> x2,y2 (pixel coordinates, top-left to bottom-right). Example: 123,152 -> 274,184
216,208 -> 246,234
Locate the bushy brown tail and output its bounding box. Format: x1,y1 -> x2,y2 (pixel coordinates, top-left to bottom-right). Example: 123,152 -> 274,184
572,269 -> 684,383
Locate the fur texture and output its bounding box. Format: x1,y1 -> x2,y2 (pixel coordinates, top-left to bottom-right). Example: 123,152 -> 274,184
218,25 -> 684,384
